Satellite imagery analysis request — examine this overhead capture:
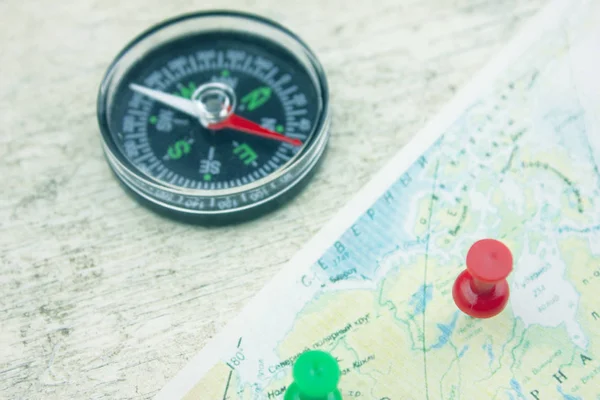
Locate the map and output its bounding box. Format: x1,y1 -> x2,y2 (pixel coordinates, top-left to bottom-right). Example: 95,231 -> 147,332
157,0 -> 600,398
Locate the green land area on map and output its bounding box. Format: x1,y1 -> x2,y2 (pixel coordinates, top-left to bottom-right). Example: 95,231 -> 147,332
161,2 -> 600,399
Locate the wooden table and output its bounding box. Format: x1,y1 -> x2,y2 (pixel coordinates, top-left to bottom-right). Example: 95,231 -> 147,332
0,0 -> 547,398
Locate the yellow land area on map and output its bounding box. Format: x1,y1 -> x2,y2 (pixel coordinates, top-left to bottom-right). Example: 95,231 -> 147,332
157,2 -> 600,399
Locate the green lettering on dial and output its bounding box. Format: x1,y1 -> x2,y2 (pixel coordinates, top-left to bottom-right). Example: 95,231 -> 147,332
167,140 -> 191,160
233,143 -> 258,165
173,82 -> 197,99
241,86 -> 271,111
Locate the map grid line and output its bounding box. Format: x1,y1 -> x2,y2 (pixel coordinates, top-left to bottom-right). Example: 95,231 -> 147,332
422,159 -> 440,400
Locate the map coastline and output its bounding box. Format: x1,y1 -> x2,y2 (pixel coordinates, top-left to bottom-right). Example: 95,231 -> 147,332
155,0 -> 600,398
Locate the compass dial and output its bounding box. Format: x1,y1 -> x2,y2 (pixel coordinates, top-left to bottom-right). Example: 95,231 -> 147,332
97,12 -> 330,222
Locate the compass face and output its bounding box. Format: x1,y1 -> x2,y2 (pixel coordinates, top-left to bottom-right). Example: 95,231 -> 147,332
109,32 -> 320,191
97,12 -> 330,222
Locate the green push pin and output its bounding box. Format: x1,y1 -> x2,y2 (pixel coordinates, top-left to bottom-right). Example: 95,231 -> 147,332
284,350 -> 342,400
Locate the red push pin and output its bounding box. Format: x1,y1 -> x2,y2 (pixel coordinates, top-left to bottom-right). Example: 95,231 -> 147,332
452,239 -> 513,319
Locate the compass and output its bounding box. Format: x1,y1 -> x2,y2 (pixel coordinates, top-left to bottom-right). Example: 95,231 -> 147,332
97,11 -> 330,223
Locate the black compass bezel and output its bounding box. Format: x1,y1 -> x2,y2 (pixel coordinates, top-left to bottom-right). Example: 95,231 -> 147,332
96,10 -> 330,224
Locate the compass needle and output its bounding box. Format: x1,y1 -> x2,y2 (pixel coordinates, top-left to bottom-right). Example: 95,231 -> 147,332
208,113 -> 302,146
129,84 -> 199,117
97,11 -> 330,222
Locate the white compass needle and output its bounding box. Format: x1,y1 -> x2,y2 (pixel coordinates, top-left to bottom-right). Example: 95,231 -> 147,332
129,83 -> 199,117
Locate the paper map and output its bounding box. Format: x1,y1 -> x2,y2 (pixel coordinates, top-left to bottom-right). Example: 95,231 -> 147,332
157,0 -> 600,398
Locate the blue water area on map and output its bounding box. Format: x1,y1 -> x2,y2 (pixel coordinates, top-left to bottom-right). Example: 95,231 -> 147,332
557,386 -> 582,400
313,146 -> 442,284
558,224 -> 600,234
509,379 -> 524,398
458,345 -> 469,358
431,311 -> 459,349
409,284 -> 433,315
482,341 -> 495,365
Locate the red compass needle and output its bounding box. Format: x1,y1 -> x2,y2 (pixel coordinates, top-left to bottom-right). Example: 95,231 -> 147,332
208,114 -> 302,146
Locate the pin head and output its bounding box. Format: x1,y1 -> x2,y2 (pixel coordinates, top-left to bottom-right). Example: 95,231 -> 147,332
466,239 -> 513,283
453,238 -> 513,318
284,350 -> 342,400
294,351 -> 340,397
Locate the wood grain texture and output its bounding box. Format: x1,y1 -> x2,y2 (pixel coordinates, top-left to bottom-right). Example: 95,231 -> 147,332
0,0 -> 547,398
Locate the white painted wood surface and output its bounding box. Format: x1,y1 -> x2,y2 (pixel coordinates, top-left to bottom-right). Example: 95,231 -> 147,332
0,0 -> 547,398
